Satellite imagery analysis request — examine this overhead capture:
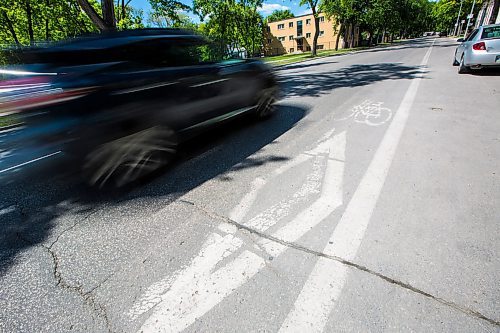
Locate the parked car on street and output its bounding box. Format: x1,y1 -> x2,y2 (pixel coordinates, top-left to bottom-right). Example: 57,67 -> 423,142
0,29 -> 279,187
453,24 -> 500,73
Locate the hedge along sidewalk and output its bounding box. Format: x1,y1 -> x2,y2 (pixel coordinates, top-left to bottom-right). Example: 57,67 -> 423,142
263,40 -> 406,68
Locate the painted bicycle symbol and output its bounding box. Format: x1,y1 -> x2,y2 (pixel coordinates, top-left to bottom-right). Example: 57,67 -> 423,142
337,100 -> 392,126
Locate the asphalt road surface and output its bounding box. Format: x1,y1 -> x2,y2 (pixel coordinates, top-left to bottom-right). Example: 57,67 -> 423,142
1,37 -> 499,333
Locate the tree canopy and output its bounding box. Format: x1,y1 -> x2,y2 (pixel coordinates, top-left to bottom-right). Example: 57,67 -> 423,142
193,0 -> 264,58
0,0 -> 484,60
266,9 -> 295,22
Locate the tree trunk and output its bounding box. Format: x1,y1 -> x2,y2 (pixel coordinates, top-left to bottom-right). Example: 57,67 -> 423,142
76,0 -> 114,31
335,22 -> 344,51
25,0 -> 34,45
1,10 -> 20,46
102,0 -> 116,30
311,6 -> 319,56
350,24 -> 355,48
121,0 -> 126,23
220,6 -> 228,59
342,23 -> 349,48
45,0 -> 50,41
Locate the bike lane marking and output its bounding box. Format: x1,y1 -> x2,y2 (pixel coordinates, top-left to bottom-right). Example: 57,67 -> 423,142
132,130 -> 345,333
259,131 -> 346,257
226,127 -> 336,231
279,41 -> 434,333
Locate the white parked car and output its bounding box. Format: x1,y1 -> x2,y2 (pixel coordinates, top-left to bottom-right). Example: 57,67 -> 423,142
453,24 -> 500,74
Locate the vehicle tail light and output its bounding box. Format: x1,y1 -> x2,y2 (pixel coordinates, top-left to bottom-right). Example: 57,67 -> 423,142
472,42 -> 486,51
1,86 -> 94,116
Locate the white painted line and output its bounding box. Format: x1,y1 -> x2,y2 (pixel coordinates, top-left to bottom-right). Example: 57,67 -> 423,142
228,177 -> 267,223
132,130 -> 345,332
245,156 -> 323,231
0,151 -> 61,174
326,42 -> 432,260
138,245 -> 265,332
260,131 -> 346,257
279,259 -> 348,333
225,128 -> 336,228
227,152 -> 313,226
227,128 -> 336,229
128,233 -> 243,320
279,41 -> 434,333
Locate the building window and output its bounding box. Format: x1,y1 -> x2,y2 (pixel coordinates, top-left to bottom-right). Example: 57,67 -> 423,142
306,32 -> 311,38
278,24 -> 284,30
289,35 -> 294,40
289,48 -> 294,53
319,16 -> 325,22
289,22 -> 294,28
306,46 -> 311,51
306,19 -> 311,25
317,45 -> 324,49
278,36 -> 285,41
319,30 -> 325,37
267,38 -> 272,44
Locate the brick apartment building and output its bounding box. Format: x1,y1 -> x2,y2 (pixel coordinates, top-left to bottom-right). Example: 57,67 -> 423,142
263,13 -> 358,56
474,0 -> 500,28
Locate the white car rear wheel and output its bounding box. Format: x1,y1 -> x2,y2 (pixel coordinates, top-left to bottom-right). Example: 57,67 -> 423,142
458,55 -> 470,74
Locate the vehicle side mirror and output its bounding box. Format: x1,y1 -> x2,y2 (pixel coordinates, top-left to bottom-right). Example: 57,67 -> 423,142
457,38 -> 464,42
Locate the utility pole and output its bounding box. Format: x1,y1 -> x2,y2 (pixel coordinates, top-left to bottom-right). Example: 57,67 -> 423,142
453,0 -> 464,36
464,0 -> 477,37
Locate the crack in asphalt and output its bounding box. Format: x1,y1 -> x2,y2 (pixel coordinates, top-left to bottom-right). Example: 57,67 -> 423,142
46,209 -> 98,250
179,199 -> 500,328
16,210 -> 115,333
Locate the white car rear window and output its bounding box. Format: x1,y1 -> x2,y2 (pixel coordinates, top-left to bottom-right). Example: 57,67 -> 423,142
481,26 -> 500,39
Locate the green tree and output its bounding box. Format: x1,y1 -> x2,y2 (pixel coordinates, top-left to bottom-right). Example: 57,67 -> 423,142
0,0 -> 97,46
116,1 -> 144,29
193,0 -> 263,58
266,9 -> 294,22
321,0 -> 364,49
432,0 -> 481,34
149,0 -> 190,25
234,1 -> 264,57
148,12 -> 197,30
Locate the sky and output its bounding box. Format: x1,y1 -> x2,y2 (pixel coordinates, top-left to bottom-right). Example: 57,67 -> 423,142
132,0 -> 312,23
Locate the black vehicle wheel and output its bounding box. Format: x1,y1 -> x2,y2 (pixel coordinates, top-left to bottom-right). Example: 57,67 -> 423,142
255,90 -> 276,120
458,55 -> 470,74
83,126 -> 177,188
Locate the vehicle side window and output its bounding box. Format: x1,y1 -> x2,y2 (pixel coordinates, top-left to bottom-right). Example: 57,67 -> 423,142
464,29 -> 479,41
120,40 -> 211,68
481,26 -> 500,39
